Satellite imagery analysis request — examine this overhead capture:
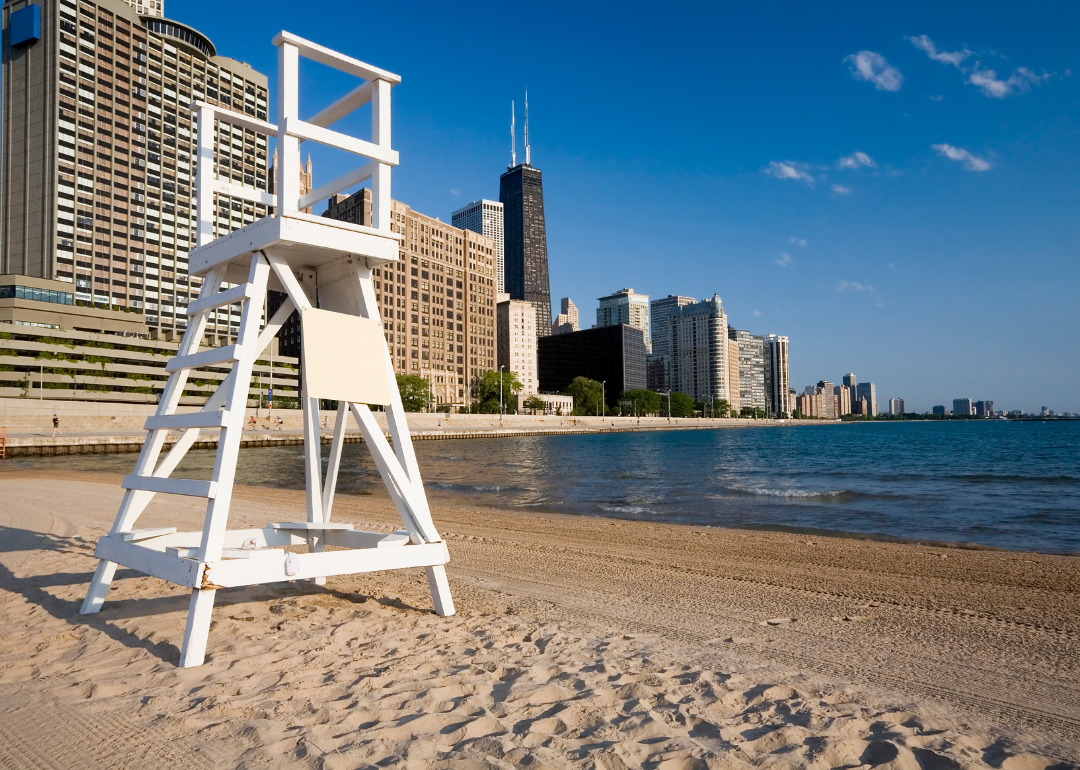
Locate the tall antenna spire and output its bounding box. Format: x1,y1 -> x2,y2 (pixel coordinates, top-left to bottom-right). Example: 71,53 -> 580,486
510,100 -> 516,167
524,90 -> 531,166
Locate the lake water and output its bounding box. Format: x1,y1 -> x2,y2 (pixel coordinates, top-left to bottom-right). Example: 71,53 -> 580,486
16,420 -> 1080,554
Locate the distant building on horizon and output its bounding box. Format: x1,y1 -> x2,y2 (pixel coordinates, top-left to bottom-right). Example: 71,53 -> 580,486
669,295 -> 729,404
974,400 -> 994,417
953,398 -> 975,416
649,294 -> 695,393
889,397 -> 905,415
551,297 -> 579,335
857,381 -> 879,417
596,288 -> 650,352
834,384 -> 852,416
933,405 -> 947,416
452,199 -> 505,293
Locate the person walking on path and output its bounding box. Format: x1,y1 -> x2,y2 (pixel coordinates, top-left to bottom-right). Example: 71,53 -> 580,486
52,414 -> 62,436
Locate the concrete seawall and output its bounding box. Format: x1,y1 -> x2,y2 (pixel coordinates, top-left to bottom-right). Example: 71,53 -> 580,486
0,397 -> 837,458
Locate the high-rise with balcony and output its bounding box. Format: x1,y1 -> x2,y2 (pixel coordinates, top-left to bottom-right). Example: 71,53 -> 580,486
857,381 -> 879,416
764,334 -> 790,417
452,199 -> 504,293
497,293 -> 537,396
728,328 -> 767,413
1,0 -> 270,342
647,293 -> 693,391
669,294 -> 729,403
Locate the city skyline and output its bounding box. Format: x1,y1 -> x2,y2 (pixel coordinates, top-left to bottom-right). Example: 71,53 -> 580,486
3,0 -> 1077,413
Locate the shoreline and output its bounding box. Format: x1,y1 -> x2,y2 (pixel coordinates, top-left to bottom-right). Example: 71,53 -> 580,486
0,471 -> 1077,766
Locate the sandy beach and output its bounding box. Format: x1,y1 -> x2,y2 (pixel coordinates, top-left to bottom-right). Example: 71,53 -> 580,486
1,468 -> 1078,768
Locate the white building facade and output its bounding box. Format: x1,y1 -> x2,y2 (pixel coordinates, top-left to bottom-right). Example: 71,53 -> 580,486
764,334 -> 790,417
497,293 -> 537,396
452,199 -> 505,293
670,294 -> 729,403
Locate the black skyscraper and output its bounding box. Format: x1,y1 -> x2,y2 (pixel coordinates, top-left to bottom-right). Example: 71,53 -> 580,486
500,163 -> 552,337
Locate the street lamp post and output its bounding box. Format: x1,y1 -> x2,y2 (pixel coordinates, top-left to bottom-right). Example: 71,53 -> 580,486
499,365 -> 505,424
602,381 -> 606,421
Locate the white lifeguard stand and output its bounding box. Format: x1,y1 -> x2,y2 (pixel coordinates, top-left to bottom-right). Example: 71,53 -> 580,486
79,32 -> 454,667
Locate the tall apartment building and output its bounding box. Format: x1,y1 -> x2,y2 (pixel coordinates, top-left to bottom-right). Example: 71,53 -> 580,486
320,188 -> 497,406
596,287 -> 650,352
728,328 -> 767,412
953,398 -> 974,416
551,296 -> 578,335
857,381 -> 879,416
764,334 -> 790,417
497,293 -> 537,396
796,385 -> 838,419
452,199 -> 504,293
500,162 -> 551,341
647,294 -> 694,392
1,0 -> 270,342
889,397 -> 905,415
834,384 -> 852,416
669,294 -> 729,403
974,399 -> 993,417
842,373 -> 857,411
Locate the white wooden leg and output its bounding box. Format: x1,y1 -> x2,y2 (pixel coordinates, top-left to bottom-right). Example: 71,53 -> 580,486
425,565 -> 455,616
179,588 -> 216,668
80,559 -> 117,614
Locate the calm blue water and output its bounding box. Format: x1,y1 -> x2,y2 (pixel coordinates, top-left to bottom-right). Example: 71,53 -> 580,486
16,421 -> 1080,554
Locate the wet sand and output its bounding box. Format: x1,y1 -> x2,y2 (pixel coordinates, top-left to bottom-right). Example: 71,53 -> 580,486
1,469 -> 1078,768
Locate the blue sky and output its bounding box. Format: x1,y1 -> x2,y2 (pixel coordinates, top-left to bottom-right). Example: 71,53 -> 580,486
183,0 -> 1079,412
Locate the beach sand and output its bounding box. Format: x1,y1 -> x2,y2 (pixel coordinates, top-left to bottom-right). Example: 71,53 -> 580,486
0,470 -> 1078,768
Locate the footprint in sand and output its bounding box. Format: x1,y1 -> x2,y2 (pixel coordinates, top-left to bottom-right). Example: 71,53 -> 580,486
759,617 -> 797,627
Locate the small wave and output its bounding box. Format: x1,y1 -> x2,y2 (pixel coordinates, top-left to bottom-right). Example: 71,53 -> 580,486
722,486 -> 851,499
598,503 -> 650,515
953,474 -> 1079,485
427,481 -> 528,494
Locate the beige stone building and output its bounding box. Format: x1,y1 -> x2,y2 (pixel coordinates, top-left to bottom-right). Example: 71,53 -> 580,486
0,0 -> 269,343
596,287 -> 650,352
497,293 -> 537,396
323,189 -> 497,407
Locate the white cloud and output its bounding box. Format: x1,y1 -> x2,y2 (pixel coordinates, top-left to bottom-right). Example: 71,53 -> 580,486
887,262 -> 895,269
450,188 -> 461,196
836,281 -> 874,292
790,236 -> 807,247
909,35 -> 1049,99
932,143 -> 991,171
967,64 -> 1048,98
763,161 -> 814,187
753,310 -> 762,317
845,51 -> 904,91
831,184 -> 852,195
908,35 -> 972,68
838,151 -> 876,170
776,252 -> 793,267
928,94 -> 945,102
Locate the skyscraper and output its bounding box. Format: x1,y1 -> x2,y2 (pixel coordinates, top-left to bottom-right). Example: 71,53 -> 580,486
1,0 -> 270,341
953,398 -> 974,416
500,95 -> 551,340
729,328 -> 767,413
497,294 -> 537,396
596,288 -> 650,352
890,397 -> 905,415
857,381 -> 879,416
452,199 -> 504,292
648,294 -> 694,392
764,334 -> 790,417
670,294 -> 729,403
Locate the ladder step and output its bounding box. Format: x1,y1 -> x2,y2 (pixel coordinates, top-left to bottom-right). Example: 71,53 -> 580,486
122,474 -> 217,498
165,344 -> 240,372
167,546 -> 285,560
145,410 -> 231,431
118,527 -> 177,542
186,283 -> 254,317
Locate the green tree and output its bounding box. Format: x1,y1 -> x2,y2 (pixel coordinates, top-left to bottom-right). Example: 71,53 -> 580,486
716,398 -> 732,418
396,373 -> 432,412
522,394 -> 546,414
566,376 -> 605,415
669,392 -> 695,418
620,389 -> 661,416
471,369 -> 523,413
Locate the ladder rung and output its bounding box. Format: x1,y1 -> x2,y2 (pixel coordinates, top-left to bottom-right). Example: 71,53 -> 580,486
122,474 -> 217,499
165,344 -> 239,372
145,411 -> 231,431
118,527 -> 177,542
186,283 -> 254,317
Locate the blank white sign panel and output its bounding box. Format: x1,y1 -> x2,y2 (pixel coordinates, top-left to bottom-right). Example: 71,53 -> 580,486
300,307 -> 391,405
